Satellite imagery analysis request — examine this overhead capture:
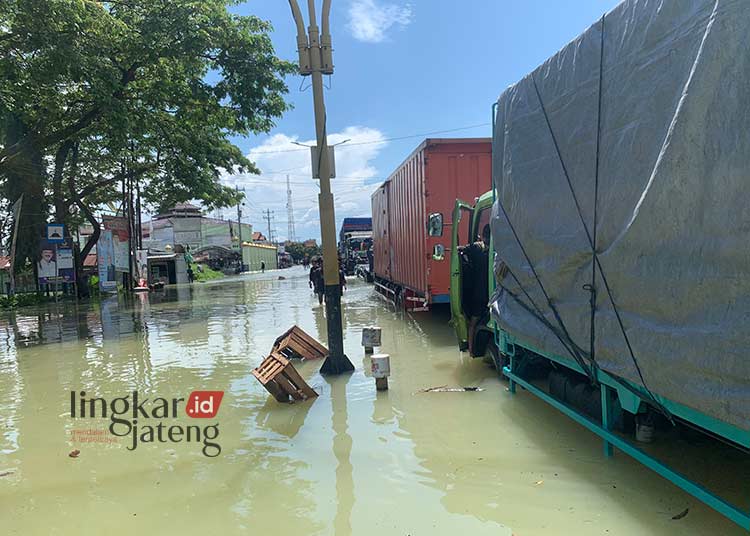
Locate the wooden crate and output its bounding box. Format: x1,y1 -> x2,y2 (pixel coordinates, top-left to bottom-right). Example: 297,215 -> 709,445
252,352 -> 318,403
272,325 -> 328,361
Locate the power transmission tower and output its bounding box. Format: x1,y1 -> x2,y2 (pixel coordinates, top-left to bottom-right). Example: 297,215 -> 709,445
263,209 -> 274,243
286,174 -> 296,243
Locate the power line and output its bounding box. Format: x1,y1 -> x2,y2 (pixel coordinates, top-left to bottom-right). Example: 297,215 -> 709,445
248,122 -> 490,155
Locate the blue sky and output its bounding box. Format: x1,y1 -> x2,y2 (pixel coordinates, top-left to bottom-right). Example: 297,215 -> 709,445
222,0 -> 621,241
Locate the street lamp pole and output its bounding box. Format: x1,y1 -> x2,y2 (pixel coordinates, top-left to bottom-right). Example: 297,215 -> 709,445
288,0 -> 353,374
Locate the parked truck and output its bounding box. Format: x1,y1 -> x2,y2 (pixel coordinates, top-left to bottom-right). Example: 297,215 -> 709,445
450,0 -> 750,529
371,138 -> 491,311
338,217 -> 372,276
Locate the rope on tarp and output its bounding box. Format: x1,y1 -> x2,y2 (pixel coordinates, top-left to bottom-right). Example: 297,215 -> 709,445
493,197 -> 597,384
588,14 -> 606,376
528,20 -> 674,423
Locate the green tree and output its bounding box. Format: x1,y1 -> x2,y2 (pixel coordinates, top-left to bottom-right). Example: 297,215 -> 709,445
286,241 -> 322,264
0,0 -> 295,288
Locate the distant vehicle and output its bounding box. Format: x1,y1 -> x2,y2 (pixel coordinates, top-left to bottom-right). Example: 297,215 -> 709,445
371,138 -> 491,311
338,217 -> 372,276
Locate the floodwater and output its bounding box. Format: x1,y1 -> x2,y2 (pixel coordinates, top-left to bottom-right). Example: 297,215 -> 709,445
0,266 -> 747,535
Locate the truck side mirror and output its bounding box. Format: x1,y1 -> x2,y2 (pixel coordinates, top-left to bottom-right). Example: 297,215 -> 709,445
427,213 -> 443,237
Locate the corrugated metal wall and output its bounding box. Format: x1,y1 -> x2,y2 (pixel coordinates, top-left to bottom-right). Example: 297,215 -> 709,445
242,244 -> 278,272
372,183 -> 390,280
388,148 -> 427,295
424,142 -> 492,299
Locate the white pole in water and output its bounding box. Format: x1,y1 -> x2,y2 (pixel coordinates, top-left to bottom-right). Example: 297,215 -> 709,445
361,326 -> 382,354
371,353 -> 390,391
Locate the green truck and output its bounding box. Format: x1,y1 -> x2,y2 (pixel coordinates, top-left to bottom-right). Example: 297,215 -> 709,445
447,191 -> 500,367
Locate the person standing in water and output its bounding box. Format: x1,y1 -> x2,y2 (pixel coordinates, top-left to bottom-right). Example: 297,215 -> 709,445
309,257 -> 325,305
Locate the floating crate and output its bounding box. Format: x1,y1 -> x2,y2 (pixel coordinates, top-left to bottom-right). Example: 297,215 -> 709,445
252,352 -> 318,403
272,325 -> 328,361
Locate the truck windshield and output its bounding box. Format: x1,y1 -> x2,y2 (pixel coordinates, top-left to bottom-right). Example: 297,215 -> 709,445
473,208 -> 491,244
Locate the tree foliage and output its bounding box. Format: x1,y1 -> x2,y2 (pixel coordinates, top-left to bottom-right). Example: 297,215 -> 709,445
285,241 -> 322,264
0,0 -> 295,277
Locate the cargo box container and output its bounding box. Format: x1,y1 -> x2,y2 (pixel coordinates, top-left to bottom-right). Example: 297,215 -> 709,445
371,138 -> 491,310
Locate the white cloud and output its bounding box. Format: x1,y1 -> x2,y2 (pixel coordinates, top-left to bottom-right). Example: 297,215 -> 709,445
222,126 -> 386,242
347,0 -> 412,43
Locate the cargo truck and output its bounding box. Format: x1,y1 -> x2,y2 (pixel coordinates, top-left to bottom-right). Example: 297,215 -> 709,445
449,0 -> 750,529
338,217 -> 372,276
371,138 -> 491,311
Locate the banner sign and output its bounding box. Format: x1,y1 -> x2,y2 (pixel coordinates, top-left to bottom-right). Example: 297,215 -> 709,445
98,230 -> 117,292
103,215 -> 130,272
136,249 -> 149,282
37,238 -> 75,285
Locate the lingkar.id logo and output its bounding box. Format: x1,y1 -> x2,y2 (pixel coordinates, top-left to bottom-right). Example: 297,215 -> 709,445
70,390 -> 224,457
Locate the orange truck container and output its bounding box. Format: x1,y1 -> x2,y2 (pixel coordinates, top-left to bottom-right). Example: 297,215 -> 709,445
371,138 -> 491,310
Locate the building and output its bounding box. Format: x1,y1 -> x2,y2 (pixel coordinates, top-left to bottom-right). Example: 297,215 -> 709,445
147,251 -> 190,285
251,231 -> 267,242
142,203 -> 252,252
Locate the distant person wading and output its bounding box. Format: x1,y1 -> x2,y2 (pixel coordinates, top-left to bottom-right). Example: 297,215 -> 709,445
309,257 -> 325,305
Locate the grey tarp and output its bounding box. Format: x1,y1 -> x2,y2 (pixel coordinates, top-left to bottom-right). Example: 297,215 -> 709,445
490,0 -> 750,431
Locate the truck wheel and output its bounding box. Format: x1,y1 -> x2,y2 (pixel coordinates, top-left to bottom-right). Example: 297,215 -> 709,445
487,342 -> 507,372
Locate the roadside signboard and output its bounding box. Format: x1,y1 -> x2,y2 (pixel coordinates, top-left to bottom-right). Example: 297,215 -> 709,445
46,223 -> 65,243
37,238 -> 75,285
98,230 -> 117,292
103,215 -> 130,272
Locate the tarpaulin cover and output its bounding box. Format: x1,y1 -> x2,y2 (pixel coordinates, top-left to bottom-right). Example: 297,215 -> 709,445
490,0 -> 750,431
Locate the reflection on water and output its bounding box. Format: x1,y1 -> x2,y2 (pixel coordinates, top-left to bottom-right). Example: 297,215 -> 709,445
0,266 -> 747,535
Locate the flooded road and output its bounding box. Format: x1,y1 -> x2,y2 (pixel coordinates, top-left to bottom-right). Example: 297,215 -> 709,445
0,266 -> 747,535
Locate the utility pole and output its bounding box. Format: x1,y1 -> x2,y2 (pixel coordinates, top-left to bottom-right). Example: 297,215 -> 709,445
287,0 -> 353,373
286,174 -> 297,243
236,185 -> 245,245
263,209 -> 274,243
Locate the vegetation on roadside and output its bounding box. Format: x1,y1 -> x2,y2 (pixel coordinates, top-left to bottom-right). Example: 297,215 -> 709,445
0,293 -> 46,309
285,242 -> 322,263
191,263 -> 224,282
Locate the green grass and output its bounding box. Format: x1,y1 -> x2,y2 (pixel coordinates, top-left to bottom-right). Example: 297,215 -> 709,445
0,293 -> 53,309
191,263 -> 225,282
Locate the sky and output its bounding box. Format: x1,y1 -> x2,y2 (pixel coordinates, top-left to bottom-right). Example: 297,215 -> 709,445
221,0 -> 622,242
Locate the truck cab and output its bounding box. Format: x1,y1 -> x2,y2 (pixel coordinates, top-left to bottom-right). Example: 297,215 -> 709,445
340,232 -> 372,275
449,190 -> 499,364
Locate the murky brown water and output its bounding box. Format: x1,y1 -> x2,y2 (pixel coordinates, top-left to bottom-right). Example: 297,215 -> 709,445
0,266 -> 747,535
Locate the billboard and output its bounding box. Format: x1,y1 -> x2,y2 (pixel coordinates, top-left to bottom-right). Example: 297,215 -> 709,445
37,238 -> 75,285
103,215 -> 130,272
98,230 -> 117,292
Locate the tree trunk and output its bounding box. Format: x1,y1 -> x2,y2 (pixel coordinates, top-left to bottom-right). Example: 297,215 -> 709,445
1,114 -> 47,276
67,143 -> 96,298
52,140 -> 74,223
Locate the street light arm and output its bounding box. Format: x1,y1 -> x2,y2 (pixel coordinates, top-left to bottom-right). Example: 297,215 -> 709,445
322,0 -> 331,37
320,0 -> 334,74
307,0 -> 319,32
288,0 -> 311,74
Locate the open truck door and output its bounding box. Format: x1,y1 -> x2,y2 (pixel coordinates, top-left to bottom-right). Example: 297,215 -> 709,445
449,199 -> 474,351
